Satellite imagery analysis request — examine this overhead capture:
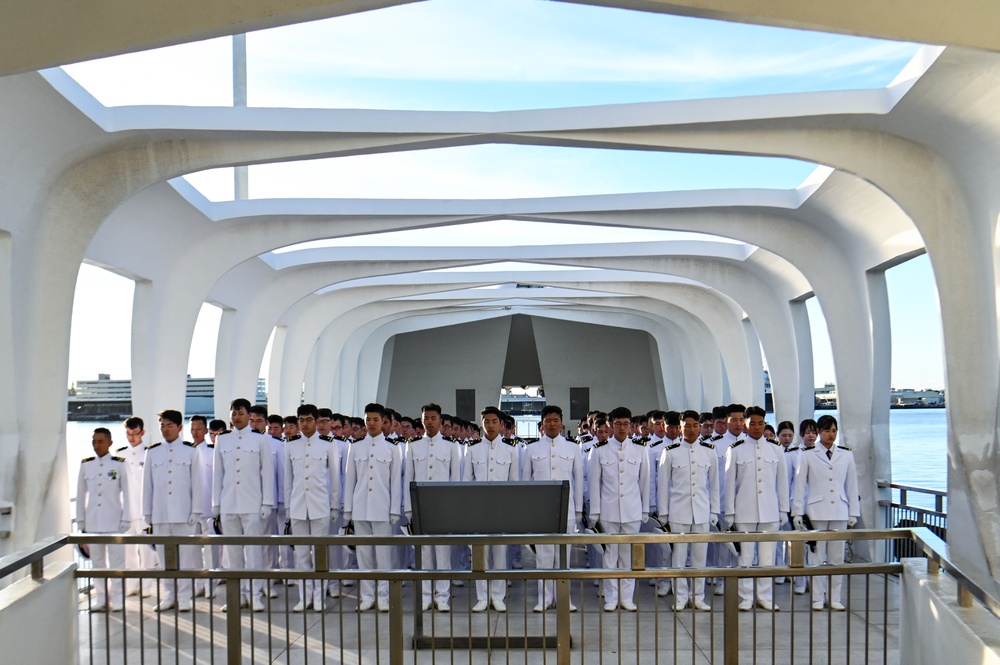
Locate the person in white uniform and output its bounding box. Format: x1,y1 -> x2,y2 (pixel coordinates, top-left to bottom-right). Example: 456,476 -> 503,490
189,415 -> 220,598
343,402 -> 403,612
142,410 -> 203,612
658,410 -> 720,611
403,402 -> 463,612
792,415 -> 860,611
284,403 -> 340,612
212,397 -> 275,612
77,427 -> 130,612
521,405 -> 584,613
465,406 -> 519,612
119,416 -> 157,597
589,406 -> 650,612
641,411 -> 670,597
724,405 -> 789,611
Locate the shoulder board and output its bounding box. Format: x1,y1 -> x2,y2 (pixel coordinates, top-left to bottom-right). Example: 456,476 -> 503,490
699,441 -> 715,450
502,437 -> 513,445
146,442 -> 161,450
802,445 -> 816,450
729,439 -> 744,449
81,456 -> 96,463
566,435 -> 578,443
111,456 -> 126,462
286,434 -> 302,441
466,438 -> 482,446
207,443 -> 215,448
634,436 -> 650,445
593,440 -> 608,448
785,446 -> 799,452
710,433 -> 724,441
319,434 -> 334,442
332,435 -> 347,442
837,445 -> 852,451
183,441 -> 195,447
251,428 -> 264,435
632,438 -> 647,447
580,433 -> 594,442
116,446 -> 128,453
771,439 -> 782,445
523,437 -> 539,445
665,442 -> 681,450
388,438 -> 399,445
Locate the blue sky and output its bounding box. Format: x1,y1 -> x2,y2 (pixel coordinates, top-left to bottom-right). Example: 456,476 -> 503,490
64,0 -> 943,391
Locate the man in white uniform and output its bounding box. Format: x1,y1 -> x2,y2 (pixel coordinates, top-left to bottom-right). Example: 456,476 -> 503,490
343,402 -> 403,612
642,411 -> 670,597
189,415 -> 219,598
119,416 -> 157,596
465,406 -> 519,612
77,427 -> 130,611
658,410 -> 720,611
589,406 -> 650,612
724,405 -> 789,611
792,415 -> 860,611
403,402 -> 463,612
142,410 -> 203,612
521,405 -> 584,613
213,397 -> 275,612
284,403 -> 340,612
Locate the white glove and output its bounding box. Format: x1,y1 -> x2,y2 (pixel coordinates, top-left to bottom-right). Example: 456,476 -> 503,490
259,506 -> 271,521
793,516 -> 805,530
212,506 -> 221,520
78,521 -> 86,533
331,509 -> 339,523
709,515 -> 719,527
119,521 -> 129,533
187,512 -> 199,527
575,511 -> 583,525
343,512 -> 352,523
641,512 -> 649,524
589,514 -> 600,529
405,511 -> 412,522
780,512 -> 789,526
144,514 -> 153,528
390,513 -> 400,523
725,514 -> 735,527
848,517 -> 857,528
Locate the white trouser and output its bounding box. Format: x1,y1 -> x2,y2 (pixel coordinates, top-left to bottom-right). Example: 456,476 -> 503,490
475,545 -> 508,604
669,522 -> 709,605
291,517 -> 330,602
601,520 -> 639,606
195,517 -> 222,594
262,507 -> 278,568
153,522 -> 198,603
88,533 -> 126,607
124,519 -> 158,594
735,521 -> 779,603
221,512 -> 265,599
640,515 -> 671,590
776,520 -> 808,588
536,518 -> 574,608
328,512 -> 349,591
354,520 -> 392,605
275,506 -> 294,570
809,519 -> 848,604
420,544 -> 452,605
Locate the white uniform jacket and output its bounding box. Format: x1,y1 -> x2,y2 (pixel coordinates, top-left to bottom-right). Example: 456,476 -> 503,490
657,439 -> 720,524
344,433 -> 403,522
724,436 -> 789,523
463,435 -> 519,482
116,443 -> 146,522
212,426 -> 276,514
783,445 -> 801,508
77,453 -> 130,532
402,433 -> 463,514
195,442 -> 215,518
283,432 -> 340,521
520,434 -> 584,516
588,436 -> 650,523
792,445 -> 860,521
142,439 -> 203,524
645,436 -> 664,513
268,435 -> 285,510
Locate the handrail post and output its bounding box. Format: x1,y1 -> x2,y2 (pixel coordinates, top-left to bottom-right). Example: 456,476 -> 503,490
30,557 -> 44,580
724,573 -> 739,665
226,577 -> 242,665
389,579 -> 405,664
556,578 -> 571,664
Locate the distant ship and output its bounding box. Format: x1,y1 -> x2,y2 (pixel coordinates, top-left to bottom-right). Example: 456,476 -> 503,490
67,374 -> 267,420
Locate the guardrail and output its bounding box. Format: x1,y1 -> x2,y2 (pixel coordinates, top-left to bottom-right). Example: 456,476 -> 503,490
4,527 -> 997,665
879,482 -> 948,561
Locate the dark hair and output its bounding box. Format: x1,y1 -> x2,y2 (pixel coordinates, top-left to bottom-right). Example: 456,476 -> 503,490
297,404 -> 319,419
799,418 -> 817,436
331,412 -> 346,425
267,414 -> 283,426
283,415 -> 298,426
682,410 -> 700,422
592,416 -> 608,428
699,412 -> 714,424
230,398 -> 252,412
712,406 -> 728,419
124,416 -> 144,430
209,419 -> 227,431
727,404 -> 746,416
249,404 -> 268,418
777,420 -> 795,435
608,406 -> 632,421
158,409 -> 183,426
649,409 -> 667,422
763,423 -> 776,435
744,405 -> 766,419
422,403 -> 443,416
480,406 -> 503,419
665,410 -> 681,427
317,408 -> 334,419
93,427 -> 112,439
816,415 -> 838,431
364,402 -> 387,418
540,405 -> 563,420
190,415 -> 207,426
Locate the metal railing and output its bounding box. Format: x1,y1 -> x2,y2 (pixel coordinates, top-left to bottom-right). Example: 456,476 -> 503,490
4,527 -> 995,665
880,483 -> 948,561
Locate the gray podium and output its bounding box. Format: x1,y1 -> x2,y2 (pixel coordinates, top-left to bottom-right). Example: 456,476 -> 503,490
409,480 -> 570,650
